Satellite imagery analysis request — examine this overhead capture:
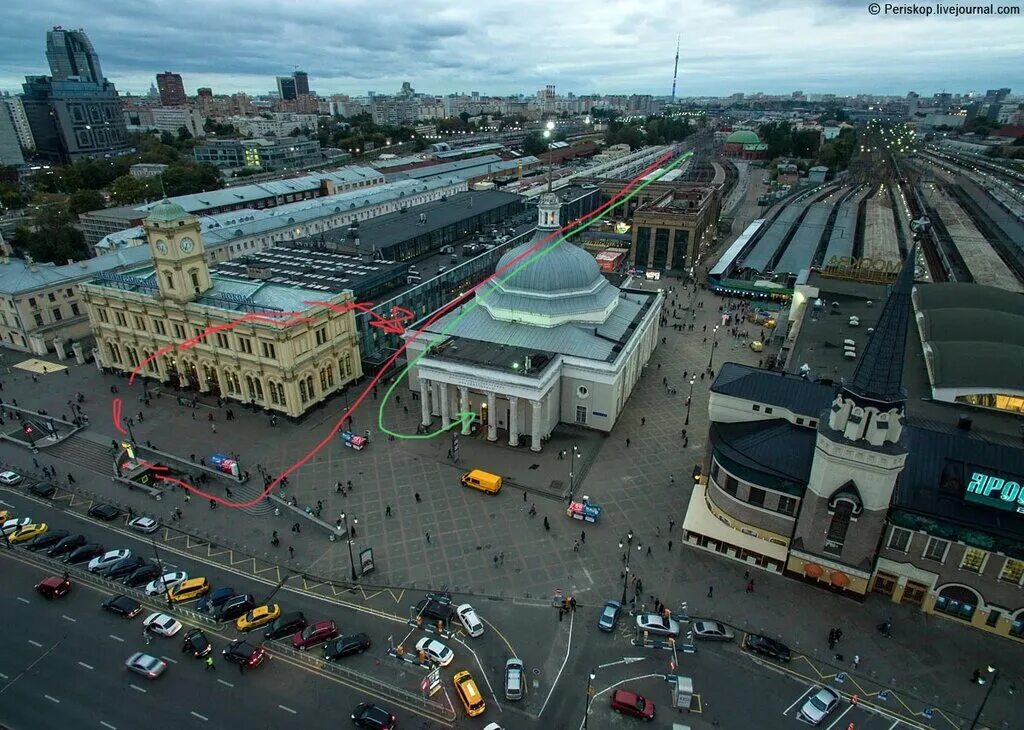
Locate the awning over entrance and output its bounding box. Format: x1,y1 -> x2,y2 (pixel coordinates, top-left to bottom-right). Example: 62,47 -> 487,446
683,482 -> 789,562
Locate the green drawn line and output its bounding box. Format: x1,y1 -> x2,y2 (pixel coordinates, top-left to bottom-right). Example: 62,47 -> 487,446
378,149 -> 694,439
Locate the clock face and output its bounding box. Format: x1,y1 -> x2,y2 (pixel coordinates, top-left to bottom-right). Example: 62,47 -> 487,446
179,237 -> 195,253
154,239 -> 168,255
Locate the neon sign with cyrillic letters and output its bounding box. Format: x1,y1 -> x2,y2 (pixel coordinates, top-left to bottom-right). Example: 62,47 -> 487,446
965,471 -> 1024,514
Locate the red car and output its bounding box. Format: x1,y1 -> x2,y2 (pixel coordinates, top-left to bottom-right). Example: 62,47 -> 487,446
292,619 -> 338,650
36,575 -> 72,599
610,689 -> 655,721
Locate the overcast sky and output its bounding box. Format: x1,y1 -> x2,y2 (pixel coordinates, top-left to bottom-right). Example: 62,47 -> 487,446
2,0 -> 1022,98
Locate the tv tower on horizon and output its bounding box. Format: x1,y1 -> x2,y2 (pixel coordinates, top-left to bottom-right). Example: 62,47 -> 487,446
671,34 -> 680,101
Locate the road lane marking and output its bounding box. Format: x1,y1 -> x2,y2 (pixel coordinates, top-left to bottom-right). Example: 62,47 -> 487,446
160,656 -> 178,664
28,639 -> 43,647
100,722 -> 117,730
217,679 -> 234,688
16,597 -> 30,604
109,634 -> 124,642
78,661 -> 94,670
129,683 -> 147,693
190,712 -> 208,722
0,673 -> 7,679
44,694 -> 60,704
62,615 -> 76,623
278,705 -> 297,714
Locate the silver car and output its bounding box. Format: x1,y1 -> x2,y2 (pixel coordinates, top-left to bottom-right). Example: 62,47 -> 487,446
691,621 -> 735,642
635,613 -> 680,637
798,686 -> 839,725
128,516 -> 159,534
125,652 -> 167,679
504,658 -> 524,701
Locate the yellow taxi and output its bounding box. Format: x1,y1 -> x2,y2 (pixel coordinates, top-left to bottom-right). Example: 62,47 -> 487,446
236,604 -> 281,632
10,522 -> 48,544
167,577 -> 211,603
453,670 -> 486,717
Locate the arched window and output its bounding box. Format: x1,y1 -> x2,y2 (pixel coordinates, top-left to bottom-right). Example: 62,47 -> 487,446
223,370 -> 241,395
934,585 -> 980,621
246,375 -> 264,401
299,378 -> 308,403
164,271 -> 175,290
189,269 -> 200,290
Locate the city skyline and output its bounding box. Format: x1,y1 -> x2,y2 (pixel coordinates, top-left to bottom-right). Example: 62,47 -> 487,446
2,0 -> 1022,99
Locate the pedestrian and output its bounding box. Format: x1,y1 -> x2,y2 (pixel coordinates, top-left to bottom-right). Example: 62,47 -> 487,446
335,481 -> 342,493
625,437 -> 631,448
707,585 -> 713,598
523,490 -> 527,502
669,474 -> 675,485
667,540 -> 673,551
205,656 -> 215,670
385,504 -> 392,517
499,551 -> 504,565
641,416 -> 646,426
543,517 -> 550,531
744,569 -> 750,580
184,492 -> 191,503
288,545 -> 295,558
414,492 -> 421,503
573,540 -> 580,552
852,655 -> 860,670
669,518 -> 675,531
828,630 -> 837,650
425,531 -> 431,543
746,579 -> 754,593
646,545 -> 652,557
580,530 -> 586,544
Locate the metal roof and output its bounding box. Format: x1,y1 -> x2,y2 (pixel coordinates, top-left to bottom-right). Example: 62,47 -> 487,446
712,362 -> 836,418
711,419 -> 817,495
0,246 -> 152,295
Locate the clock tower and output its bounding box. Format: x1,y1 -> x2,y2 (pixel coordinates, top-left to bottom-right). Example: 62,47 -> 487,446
144,199 -> 212,304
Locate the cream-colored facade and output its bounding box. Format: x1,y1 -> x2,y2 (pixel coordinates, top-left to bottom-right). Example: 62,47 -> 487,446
79,200 -> 362,419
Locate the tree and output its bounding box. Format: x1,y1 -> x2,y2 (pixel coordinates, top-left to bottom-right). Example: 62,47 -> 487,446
0,182 -> 26,210
177,126 -> 193,143
110,175 -> 153,205
161,163 -> 223,197
522,132 -> 549,157
458,111 -> 471,124
67,189 -> 105,215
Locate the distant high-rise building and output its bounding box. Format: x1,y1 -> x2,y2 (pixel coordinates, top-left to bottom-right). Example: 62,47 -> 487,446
400,81 -> 414,96
45,27 -> 103,83
0,103 -> 25,166
2,94 -> 36,152
147,82 -> 160,99
293,71 -> 309,96
277,76 -> 297,101
156,71 -> 187,106
197,87 -> 213,99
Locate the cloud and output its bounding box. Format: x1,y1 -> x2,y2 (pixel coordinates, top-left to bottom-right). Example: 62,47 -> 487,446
0,0 -> 1020,96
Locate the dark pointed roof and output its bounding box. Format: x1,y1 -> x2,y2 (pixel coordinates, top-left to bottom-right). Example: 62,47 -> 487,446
844,246 -> 916,406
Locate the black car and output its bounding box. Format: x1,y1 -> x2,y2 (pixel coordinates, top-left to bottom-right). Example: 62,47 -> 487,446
197,587 -> 236,614
744,634 -> 792,662
351,702 -> 396,729
222,640 -> 266,671
88,503 -> 120,521
182,628 -> 212,657
47,533 -> 86,557
101,556 -> 148,580
28,482 -> 57,499
218,594 -> 256,621
264,611 -> 307,640
123,563 -> 163,587
102,594 -> 142,618
64,543 -> 105,564
324,633 -> 371,661
25,529 -> 69,552
415,598 -> 455,623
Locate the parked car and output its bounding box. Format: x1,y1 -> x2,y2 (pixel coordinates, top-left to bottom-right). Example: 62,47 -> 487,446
218,594 -> 255,621
351,702 -> 396,729
143,612 -> 183,637
2,517 -> 31,535
414,637 -> 453,666
323,633 -> 370,660
505,658 -> 525,701
291,619 -> 337,649
35,575 -> 72,599
123,563 -> 162,588
415,597 -> 454,623
9,523 -> 48,544
102,594 -> 142,618
610,688 -> 656,721
598,600 -> 622,632
25,529 -> 68,552
125,652 -> 167,679
221,640 -> 267,671
691,621 -> 735,642
145,571 -> 188,596
264,612 -> 307,640
197,586 -> 236,614
181,628 -> 212,657
88,549 -> 131,573
28,482 -> 57,499
237,604 -> 282,632
456,603 -> 484,637
744,634 -> 792,662
798,686 -> 840,725
88,503 -> 121,521
635,613 -> 680,637
102,556 -> 148,580
47,533 -> 86,557
0,470 -> 23,485
127,516 -> 159,533
65,543 -> 105,565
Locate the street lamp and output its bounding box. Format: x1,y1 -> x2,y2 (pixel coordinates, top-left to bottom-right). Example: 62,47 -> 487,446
583,669 -> 597,730
619,530 -> 641,606
707,324 -> 720,373
124,416 -> 136,443
340,512 -> 358,582
969,666 -> 999,730
568,444 -> 581,494
684,376 -> 696,426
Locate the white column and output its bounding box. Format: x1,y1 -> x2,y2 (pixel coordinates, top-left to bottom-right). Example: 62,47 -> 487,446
419,377 -> 432,427
439,382 -> 451,427
430,382 -> 441,417
530,399 -> 542,452
458,386 -> 471,435
508,396 -> 519,447
486,391 -> 497,442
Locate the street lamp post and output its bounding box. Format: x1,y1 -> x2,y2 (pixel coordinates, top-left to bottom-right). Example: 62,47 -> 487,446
707,324 -> 720,373
340,512 -> 358,582
619,531 -> 641,607
969,666 -> 999,730
583,669 -> 597,730
124,417 -> 136,443
684,376 -> 696,426
568,444 -> 581,494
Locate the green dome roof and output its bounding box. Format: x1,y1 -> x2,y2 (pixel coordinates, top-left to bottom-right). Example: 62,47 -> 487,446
146,199 -> 189,222
726,130 -> 761,145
